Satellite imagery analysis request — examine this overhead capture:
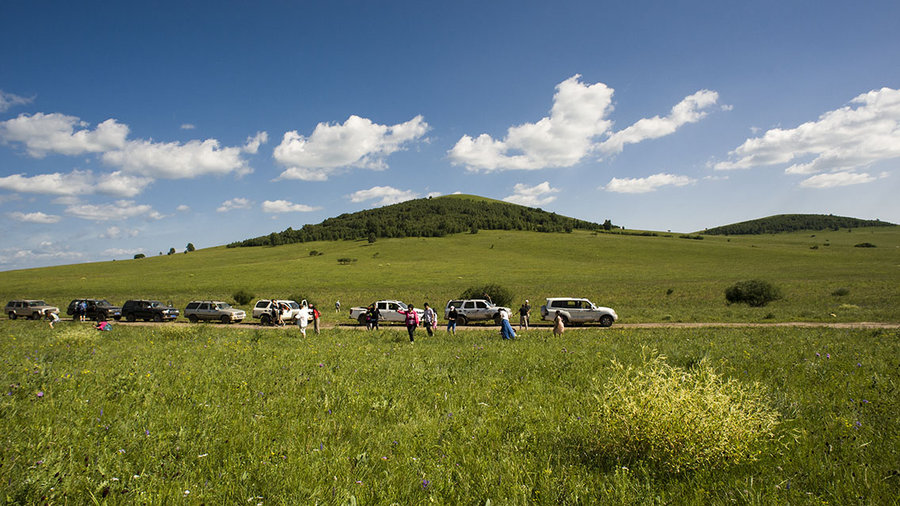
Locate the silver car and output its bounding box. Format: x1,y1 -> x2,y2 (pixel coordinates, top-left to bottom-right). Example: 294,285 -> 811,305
184,301 -> 246,324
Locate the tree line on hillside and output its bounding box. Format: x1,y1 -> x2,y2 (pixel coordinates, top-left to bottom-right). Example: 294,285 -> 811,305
702,214 -> 893,236
228,197 -> 613,247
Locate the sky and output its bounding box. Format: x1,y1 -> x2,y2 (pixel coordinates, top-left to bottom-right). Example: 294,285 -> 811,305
1,0 -> 899,270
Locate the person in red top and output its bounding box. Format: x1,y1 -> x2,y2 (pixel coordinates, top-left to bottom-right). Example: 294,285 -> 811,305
311,305 -> 321,334
397,304 -> 419,342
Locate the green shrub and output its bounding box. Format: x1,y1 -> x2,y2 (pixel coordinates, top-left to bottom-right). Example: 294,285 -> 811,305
725,280 -> 782,307
460,284 -> 513,308
592,351 -> 779,473
831,287 -> 850,297
232,289 -> 254,306
854,242 -> 876,248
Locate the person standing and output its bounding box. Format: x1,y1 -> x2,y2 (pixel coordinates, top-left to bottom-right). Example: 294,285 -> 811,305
311,305 -> 321,334
553,311 -> 565,336
397,304 -> 419,342
446,305 -> 458,335
297,307 -> 309,337
422,303 -> 436,337
499,307 -> 516,340
78,300 -> 87,322
366,304 -> 380,330
518,300 -> 531,331
335,300 -> 341,314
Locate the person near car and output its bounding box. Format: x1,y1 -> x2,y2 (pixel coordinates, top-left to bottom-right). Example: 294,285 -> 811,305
366,304 -> 381,330
553,311 -> 565,336
46,309 -> 59,328
519,300 -> 531,331
499,307 -> 516,340
297,307 -> 309,337
446,305 -> 458,335
95,320 -> 112,331
422,303 -> 437,337
311,305 -> 321,334
397,304 -> 419,342
78,300 -> 87,321
481,292 -> 493,304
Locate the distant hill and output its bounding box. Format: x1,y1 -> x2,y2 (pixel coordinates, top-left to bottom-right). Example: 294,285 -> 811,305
702,214 -> 894,235
228,194 -> 611,247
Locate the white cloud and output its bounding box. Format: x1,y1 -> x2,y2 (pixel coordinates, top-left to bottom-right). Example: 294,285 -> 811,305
103,247 -> 145,256
0,113 -> 129,157
242,131 -> 268,154
102,138 -> 252,178
604,173 -> 695,193
448,75 -> 718,172
715,87 -> 900,188
0,244 -> 82,266
502,181 -> 559,206
180,123 -> 196,130
217,197 -> 252,212
8,211 -> 61,224
426,191 -> 443,199
348,186 -> 419,207
261,200 -> 321,213
597,90 -> 719,155
0,169 -> 152,198
274,115 -> 429,181
799,171 -> 881,189
65,200 -> 163,221
101,226 -> 139,239
176,204 -> 191,212
0,90 -> 33,112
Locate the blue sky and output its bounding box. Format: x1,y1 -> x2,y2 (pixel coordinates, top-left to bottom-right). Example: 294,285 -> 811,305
2,0 -> 899,270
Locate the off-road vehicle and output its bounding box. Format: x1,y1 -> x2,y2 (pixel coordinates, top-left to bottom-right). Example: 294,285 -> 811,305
184,301 -> 246,324
540,297 -> 617,327
121,300 -> 180,322
66,299 -> 122,321
443,299 -> 511,325
5,300 -> 59,320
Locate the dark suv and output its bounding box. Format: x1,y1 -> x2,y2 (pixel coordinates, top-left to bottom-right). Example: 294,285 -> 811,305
121,300 -> 179,322
67,299 -> 122,321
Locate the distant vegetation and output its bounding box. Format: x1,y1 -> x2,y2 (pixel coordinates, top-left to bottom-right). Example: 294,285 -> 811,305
228,195 -> 610,247
702,214 -> 893,235
725,280 -> 783,307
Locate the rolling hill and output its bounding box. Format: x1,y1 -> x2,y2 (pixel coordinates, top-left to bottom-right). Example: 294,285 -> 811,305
701,214 -> 894,235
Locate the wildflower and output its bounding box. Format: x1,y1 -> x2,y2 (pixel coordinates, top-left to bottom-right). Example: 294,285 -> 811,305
826,353 -> 830,359
36,391 -> 44,398
381,456 -> 388,460
422,479 -> 430,489
355,480 -> 362,484
145,430 -> 150,436
857,362 -> 862,367
815,352 -> 820,357
118,449 -> 125,454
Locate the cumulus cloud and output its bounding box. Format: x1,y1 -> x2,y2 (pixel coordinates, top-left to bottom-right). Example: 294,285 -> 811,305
715,87 -> 900,188
103,247 -> 145,256
0,113 -> 129,156
274,115 -> 429,181
180,123 -> 196,130
449,75 -> 718,172
65,200 -> 163,221
242,131 -> 268,154
604,173 -> 695,193
217,197 -> 252,212
0,90 -> 33,112
101,225 -> 139,239
8,211 -> 61,224
502,181 -> 559,206
0,169 -> 152,198
102,138 -> 252,178
176,204 -> 191,212
261,200 -> 321,213
348,186 -> 419,207
0,243 -> 82,266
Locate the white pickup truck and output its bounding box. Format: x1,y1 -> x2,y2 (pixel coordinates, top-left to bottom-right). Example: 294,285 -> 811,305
540,297 -> 618,327
349,300 -> 424,326
444,299 -> 511,325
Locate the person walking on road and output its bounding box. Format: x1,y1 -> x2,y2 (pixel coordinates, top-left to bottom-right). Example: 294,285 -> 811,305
422,303 -> 437,337
518,300 -> 531,331
553,311 -> 565,336
499,307 -> 516,340
398,304 -> 419,342
446,305 -> 458,335
297,307 -> 309,337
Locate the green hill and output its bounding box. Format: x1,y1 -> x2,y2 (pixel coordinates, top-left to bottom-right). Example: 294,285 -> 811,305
228,194 -> 612,247
701,214 -> 894,235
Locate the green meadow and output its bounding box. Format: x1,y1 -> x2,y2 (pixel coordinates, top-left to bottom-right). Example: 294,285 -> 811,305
2,322 -> 897,503
1,226 -> 899,323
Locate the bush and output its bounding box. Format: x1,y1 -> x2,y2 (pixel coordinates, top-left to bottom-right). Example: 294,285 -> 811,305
232,289 -> 254,306
592,351 -> 779,473
337,258 -> 357,265
133,253 -> 146,259
725,280 -> 782,307
460,284 -> 514,308
854,242 -> 876,248
831,287 -> 850,297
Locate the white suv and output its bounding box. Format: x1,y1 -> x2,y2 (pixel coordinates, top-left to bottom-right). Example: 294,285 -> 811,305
444,299 -> 511,325
252,299 -> 307,325
540,297 -> 617,327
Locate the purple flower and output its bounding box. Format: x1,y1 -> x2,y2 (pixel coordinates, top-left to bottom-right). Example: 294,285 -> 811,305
145,429 -> 150,436
36,391 -> 44,398
815,352 -> 820,357
826,353 -> 831,359
422,479 -> 430,489
857,362 -> 862,367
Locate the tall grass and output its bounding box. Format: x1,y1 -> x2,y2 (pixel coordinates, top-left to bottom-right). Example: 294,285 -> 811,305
2,321 -> 898,503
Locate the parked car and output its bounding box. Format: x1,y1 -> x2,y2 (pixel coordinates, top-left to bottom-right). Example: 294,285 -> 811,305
349,300 -> 424,326
5,300 -> 59,320
184,301 -> 246,324
121,300 -> 180,322
444,299 -> 511,325
66,299 -> 122,321
540,297 -> 617,327
252,299 -> 307,326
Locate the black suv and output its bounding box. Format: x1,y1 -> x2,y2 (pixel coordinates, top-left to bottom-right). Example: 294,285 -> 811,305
121,300 -> 179,322
67,299 -> 122,321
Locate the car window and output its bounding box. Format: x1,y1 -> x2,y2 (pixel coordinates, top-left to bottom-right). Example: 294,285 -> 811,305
289,302 -> 299,309
475,301 -> 487,309
255,301 -> 268,308
97,300 -> 110,307
388,303 -> 399,311
215,303 -> 230,310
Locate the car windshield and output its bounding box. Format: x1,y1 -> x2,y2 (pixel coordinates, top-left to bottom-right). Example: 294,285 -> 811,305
216,303 -> 232,310
28,301 -> 47,307
397,302 -> 408,310
97,300 -> 112,307
289,302 -> 299,309
583,300 -> 595,308
149,301 -> 162,308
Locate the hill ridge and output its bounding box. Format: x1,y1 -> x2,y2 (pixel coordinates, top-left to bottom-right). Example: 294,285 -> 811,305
701,213 -> 894,235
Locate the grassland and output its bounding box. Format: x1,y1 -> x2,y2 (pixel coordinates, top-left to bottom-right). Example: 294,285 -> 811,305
2,321 -> 898,503
1,226 -> 898,324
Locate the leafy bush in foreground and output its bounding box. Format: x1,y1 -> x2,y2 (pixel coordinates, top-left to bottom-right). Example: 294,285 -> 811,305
725,280 -> 782,307
593,351 -> 780,473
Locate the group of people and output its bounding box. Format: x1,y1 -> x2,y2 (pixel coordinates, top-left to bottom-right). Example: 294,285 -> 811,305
268,300 -> 321,337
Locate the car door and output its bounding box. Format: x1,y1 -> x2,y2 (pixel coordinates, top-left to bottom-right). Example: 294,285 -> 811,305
474,300 -> 489,320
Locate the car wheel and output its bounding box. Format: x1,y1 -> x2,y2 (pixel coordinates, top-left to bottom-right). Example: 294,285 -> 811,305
260,314 -> 272,326
31,312 -> 40,320
561,315 -> 570,326
599,315 -> 614,327
113,316 -> 121,321
126,313 -> 136,322
8,312 -> 16,320
188,315 -> 199,324
358,314 -> 367,326
456,315 -> 468,326
220,315 -> 230,324
153,314 -> 163,322
97,313 -> 108,322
